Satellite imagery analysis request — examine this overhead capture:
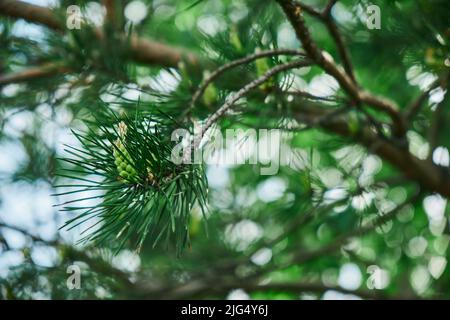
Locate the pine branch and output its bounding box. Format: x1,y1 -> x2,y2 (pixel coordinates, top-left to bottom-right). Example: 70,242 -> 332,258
322,2 -> 356,83
0,63 -> 70,85
291,102 -> 450,196
405,73 -> 449,122
193,59 -> 312,149
427,90 -> 449,160
0,0 -> 201,69
276,0 -> 402,130
0,0 -> 62,30
190,48 -> 306,110
255,191 -> 420,277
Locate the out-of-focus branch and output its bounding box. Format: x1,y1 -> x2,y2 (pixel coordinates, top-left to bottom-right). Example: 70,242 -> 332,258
322,2 -> 356,83
292,0 -> 322,18
194,59 -> 312,148
0,63 -> 70,86
428,91 -> 449,159
190,48 -> 305,110
405,74 -> 448,122
276,0 -> 403,132
0,222 -> 58,245
236,282 -> 401,300
0,0 -> 62,30
292,0 -> 355,83
255,191 -> 420,277
291,103 -> 450,196
0,0 -> 201,69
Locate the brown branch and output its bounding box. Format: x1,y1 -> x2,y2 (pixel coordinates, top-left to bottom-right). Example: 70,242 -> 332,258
193,59 -> 312,149
190,48 -> 305,110
276,0 -> 402,131
252,191 -> 420,279
238,281 -> 405,299
0,0 -> 201,69
295,0 -> 357,86
0,63 -> 70,85
0,0 -> 62,31
428,91 -> 449,159
405,74 -> 448,122
324,0 -> 338,16
292,0 -> 322,19
323,17 -> 356,83
292,103 -> 450,196
0,222 -> 58,245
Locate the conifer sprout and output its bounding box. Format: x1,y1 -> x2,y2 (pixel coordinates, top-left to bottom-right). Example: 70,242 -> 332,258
229,25 -> 243,53
58,113 -> 208,255
201,71 -> 218,106
254,47 -> 274,91
113,121 -> 138,183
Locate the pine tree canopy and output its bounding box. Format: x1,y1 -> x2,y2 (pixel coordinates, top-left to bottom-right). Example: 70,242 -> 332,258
0,0 -> 449,300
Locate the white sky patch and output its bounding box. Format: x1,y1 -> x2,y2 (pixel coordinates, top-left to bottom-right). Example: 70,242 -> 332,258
277,22 -> 299,49
408,236 -> 428,258
251,248 -> 272,266
84,2 -> 106,27
428,256 -> 447,279
227,289 -> 250,300
112,250 -> 141,273
366,265 -> 390,290
256,177 -> 287,203
225,219 -> 263,251
0,141 -> 27,174
31,246 -> 58,268
1,228 -> 27,249
206,165 -> 229,189
122,86 -> 142,101
11,20 -> 47,41
323,188 -> 348,204
0,251 -> 24,278
0,182 -> 54,228
308,74 -> 339,97
352,192 -> 375,211
331,2 -> 355,25
197,15 -> 227,36
429,87 -> 446,105
423,194 -> 447,224
411,265 -> 430,294
148,69 -> 181,93
407,131 -> 429,160
362,155 -> 382,175
338,263 -> 362,291
229,3 -> 249,22
21,0 -> 58,6
322,290 -> 361,300
406,65 -> 438,90
1,84 -> 21,97
125,1 -> 148,24
3,110 -> 35,138
318,168 -> 343,189
432,147 -> 449,167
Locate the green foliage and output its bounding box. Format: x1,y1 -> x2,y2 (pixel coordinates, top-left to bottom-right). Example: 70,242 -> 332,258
56,111 -> 208,255
1,0 -> 450,300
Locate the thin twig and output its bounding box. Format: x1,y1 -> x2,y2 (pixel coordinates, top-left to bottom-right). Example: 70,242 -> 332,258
405,75 -> 448,122
427,91 -> 449,160
0,63 -> 70,86
193,59 -> 312,149
190,48 -> 305,110
276,0 -> 402,129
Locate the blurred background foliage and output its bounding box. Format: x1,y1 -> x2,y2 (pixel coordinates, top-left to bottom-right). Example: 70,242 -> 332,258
0,0 -> 449,299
